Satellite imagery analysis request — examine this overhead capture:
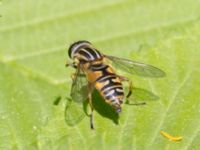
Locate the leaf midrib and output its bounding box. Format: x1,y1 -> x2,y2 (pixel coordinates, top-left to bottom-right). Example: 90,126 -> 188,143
1,17 -> 198,63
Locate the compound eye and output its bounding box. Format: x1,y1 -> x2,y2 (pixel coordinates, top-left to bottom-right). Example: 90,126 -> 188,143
68,40 -> 91,58
68,46 -> 72,58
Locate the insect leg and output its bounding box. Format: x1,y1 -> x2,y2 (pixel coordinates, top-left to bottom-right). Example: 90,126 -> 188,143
88,92 -> 94,129
126,80 -> 133,99
70,73 -> 76,81
118,76 -> 146,106
118,76 -> 133,98
65,62 -> 77,68
87,83 -> 95,129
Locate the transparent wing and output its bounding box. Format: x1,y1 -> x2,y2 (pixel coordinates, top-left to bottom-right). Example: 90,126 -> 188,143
131,87 -> 159,101
65,98 -> 86,126
70,67 -> 89,103
106,55 -> 166,78
125,87 -> 159,105
65,67 -> 89,126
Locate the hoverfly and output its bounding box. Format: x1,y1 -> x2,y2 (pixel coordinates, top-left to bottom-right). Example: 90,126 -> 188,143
66,40 -> 165,129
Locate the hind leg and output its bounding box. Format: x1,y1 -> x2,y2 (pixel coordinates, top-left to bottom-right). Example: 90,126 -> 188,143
88,92 -> 94,129
118,75 -> 146,105
118,76 -> 133,98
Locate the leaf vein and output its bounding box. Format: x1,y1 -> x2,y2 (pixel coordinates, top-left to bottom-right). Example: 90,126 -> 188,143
0,1 -> 126,32
147,71 -> 192,146
2,17 -> 198,62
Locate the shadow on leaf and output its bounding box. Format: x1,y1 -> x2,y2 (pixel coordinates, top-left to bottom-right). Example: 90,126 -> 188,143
64,94 -> 119,127
53,95 -> 62,105
92,90 -> 119,125
58,87 -> 158,127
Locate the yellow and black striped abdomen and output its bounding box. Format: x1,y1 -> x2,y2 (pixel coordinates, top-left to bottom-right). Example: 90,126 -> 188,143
88,64 -> 124,113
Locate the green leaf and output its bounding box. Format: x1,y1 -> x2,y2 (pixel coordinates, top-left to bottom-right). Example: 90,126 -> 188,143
1,0 -> 200,149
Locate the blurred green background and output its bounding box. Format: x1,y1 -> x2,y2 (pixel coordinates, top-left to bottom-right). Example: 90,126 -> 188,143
1,0 -> 200,149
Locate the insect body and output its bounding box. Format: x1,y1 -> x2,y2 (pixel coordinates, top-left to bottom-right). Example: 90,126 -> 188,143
66,40 -> 165,129
68,41 -> 124,113
87,63 -> 124,112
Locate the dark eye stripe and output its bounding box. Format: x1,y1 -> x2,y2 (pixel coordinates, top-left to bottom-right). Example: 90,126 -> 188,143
78,49 -> 93,60
95,49 -> 102,58
83,49 -> 96,60
69,41 -> 91,58
84,48 -> 102,59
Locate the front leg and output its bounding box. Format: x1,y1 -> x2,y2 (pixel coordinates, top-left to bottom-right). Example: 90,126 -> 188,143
66,62 -> 77,68
87,82 -> 95,129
